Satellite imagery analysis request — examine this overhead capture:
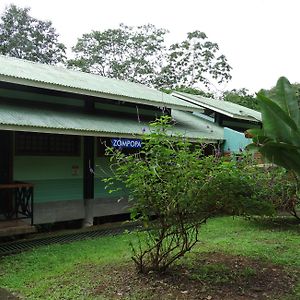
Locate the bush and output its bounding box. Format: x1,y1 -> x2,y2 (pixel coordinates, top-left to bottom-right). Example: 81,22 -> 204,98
200,157 -> 275,217
104,117 -> 282,273
245,162 -> 299,220
105,117 -> 227,273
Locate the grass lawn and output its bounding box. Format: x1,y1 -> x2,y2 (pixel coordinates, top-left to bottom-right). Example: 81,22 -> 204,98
0,216 -> 299,299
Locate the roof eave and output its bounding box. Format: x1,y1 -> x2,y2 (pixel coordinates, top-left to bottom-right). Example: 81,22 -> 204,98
0,75 -> 204,113
0,123 -> 222,143
173,92 -> 261,122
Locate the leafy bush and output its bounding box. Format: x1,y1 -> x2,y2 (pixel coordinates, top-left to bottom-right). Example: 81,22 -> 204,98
200,159 -> 275,217
104,117 -> 275,273
245,162 -> 299,220
105,117 -> 216,273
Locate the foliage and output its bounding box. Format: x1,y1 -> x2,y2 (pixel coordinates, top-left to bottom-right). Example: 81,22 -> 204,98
104,116 -> 216,273
247,77 -> 300,220
223,88 -> 259,110
0,4 -> 66,64
161,86 -> 214,98
243,158 -> 299,220
260,82 -> 300,102
200,156 -> 275,217
68,23 -> 167,86
157,30 -> 232,90
247,77 -> 300,174
69,25 -> 231,90
104,117 -> 274,273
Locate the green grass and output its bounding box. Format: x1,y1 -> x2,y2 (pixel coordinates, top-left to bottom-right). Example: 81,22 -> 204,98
0,216 -> 299,299
189,263 -> 257,284
198,216 -> 300,267
0,234 -> 134,299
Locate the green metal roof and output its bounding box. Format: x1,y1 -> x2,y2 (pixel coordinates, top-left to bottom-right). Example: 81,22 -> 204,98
0,55 -> 203,113
172,91 -> 261,122
0,101 -> 223,142
171,110 -> 223,141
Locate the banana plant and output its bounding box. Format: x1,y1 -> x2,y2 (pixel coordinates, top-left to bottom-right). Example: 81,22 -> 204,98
246,77 -> 300,176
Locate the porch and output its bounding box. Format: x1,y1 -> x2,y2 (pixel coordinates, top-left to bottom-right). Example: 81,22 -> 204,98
0,219 -> 36,237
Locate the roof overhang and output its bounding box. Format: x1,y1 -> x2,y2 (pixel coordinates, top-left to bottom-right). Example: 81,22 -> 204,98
0,75 -> 204,113
172,91 -> 261,122
0,102 -> 221,143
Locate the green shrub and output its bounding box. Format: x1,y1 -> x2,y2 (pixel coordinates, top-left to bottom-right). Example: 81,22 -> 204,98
245,162 -> 299,219
104,117 -> 276,273
105,116 -> 218,273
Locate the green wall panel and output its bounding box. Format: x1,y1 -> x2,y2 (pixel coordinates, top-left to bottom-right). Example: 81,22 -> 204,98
13,139 -> 127,203
0,88 -> 84,107
14,156 -> 83,180
94,156 -> 128,198
223,127 -> 251,153
31,178 -> 83,202
14,155 -> 83,203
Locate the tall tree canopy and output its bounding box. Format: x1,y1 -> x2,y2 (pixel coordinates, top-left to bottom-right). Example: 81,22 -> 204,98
68,24 -> 168,86
223,88 -> 259,111
0,4 -> 66,64
69,25 -> 232,90
157,31 -> 232,90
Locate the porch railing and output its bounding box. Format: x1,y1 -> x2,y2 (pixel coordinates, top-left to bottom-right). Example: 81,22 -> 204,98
0,182 -> 33,225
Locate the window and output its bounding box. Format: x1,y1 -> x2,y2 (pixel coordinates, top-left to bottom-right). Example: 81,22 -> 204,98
15,132 -> 80,156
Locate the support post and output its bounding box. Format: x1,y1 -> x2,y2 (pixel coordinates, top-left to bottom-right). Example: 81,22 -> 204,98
83,136 -> 94,227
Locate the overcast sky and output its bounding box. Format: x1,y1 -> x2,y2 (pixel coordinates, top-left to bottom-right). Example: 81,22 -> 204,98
0,0 -> 299,93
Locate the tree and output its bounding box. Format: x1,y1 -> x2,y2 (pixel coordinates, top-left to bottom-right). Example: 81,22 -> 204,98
104,117 -> 272,273
223,88 -> 259,111
105,117 -> 212,272
69,26 -> 232,90
68,24 -> 168,86
0,4 -> 66,64
247,77 -> 300,220
161,86 -> 214,98
157,31 -> 232,90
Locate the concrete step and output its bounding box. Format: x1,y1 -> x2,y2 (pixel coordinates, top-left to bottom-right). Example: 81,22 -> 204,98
0,220 -> 36,237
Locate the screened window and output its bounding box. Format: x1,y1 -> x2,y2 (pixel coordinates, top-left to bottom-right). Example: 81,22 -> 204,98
15,132 -> 80,156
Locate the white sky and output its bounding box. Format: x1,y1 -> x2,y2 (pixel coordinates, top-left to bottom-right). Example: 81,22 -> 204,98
0,0 -> 299,93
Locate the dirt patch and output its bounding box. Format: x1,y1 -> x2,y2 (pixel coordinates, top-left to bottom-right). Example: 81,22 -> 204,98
0,288 -> 20,300
90,252 -> 299,300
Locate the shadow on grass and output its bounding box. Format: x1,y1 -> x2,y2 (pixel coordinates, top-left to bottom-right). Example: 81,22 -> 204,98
246,216 -> 300,233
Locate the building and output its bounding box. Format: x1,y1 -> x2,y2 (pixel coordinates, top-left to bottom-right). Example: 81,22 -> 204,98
172,91 -> 261,154
0,55 -> 228,234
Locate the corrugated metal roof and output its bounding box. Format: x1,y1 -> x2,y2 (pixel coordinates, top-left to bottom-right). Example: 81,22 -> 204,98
0,55 -> 203,113
0,102 -> 223,142
172,91 -> 261,122
171,110 -> 224,141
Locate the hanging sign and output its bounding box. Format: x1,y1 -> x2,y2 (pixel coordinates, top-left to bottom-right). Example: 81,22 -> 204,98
111,138 -> 142,149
